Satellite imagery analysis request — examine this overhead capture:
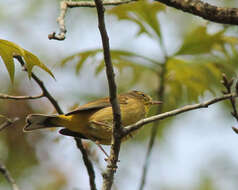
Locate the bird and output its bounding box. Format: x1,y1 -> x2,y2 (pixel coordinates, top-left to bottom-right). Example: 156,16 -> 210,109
24,90 -> 162,145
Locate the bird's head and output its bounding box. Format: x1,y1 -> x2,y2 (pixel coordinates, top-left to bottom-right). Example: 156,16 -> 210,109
130,90 -> 162,106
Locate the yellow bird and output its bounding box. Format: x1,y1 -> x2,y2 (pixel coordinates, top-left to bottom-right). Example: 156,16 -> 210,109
24,91 -> 161,145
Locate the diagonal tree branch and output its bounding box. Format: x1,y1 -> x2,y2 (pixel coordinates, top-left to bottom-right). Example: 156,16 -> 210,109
48,0 -> 136,40
93,0 -> 122,189
155,0 -> 238,25
75,138 -> 97,190
123,93 -> 237,136
14,55 -> 63,114
0,161 -> 19,190
12,55 -> 97,190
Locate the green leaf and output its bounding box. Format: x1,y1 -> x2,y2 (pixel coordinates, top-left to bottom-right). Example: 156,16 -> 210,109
164,58 -> 223,108
61,49 -> 160,87
23,50 -> 54,79
108,0 -> 165,39
0,39 -> 54,82
176,26 -> 225,55
61,49 -> 101,74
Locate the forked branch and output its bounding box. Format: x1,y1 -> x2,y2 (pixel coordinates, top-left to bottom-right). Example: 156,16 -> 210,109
123,93 -> 237,136
10,55 -> 97,190
221,74 -> 238,134
48,0 -> 136,40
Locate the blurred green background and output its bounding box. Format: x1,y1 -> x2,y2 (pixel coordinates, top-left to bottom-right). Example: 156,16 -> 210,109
1,0 -> 238,189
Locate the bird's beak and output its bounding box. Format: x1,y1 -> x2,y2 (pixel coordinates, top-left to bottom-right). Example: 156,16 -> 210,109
151,100 -> 163,105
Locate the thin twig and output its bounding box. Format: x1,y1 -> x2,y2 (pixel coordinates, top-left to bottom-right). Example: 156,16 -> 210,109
156,0 -> 238,25
83,144 -> 119,190
139,38 -> 168,190
75,138 -> 97,190
138,123 -> 157,190
14,55 -> 63,114
13,55 -> 97,190
0,93 -> 43,100
93,0 -> 122,189
0,161 -> 19,190
123,93 -> 237,136
0,117 -> 19,132
139,67 -> 166,190
221,74 -> 238,121
48,0 -> 136,40
221,73 -> 238,134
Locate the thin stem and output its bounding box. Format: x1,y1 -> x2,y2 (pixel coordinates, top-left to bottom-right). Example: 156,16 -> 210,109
138,123 -> 158,190
14,56 -> 63,114
13,55 -> 97,190
123,93 -> 237,135
139,61 -> 166,190
75,138 -> 97,190
49,0 -> 136,40
0,161 -> 19,190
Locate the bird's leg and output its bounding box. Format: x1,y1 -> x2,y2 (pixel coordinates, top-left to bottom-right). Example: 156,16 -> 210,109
95,141 -> 110,160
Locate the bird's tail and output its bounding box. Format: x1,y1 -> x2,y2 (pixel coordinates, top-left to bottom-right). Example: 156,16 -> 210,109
23,114 -> 62,132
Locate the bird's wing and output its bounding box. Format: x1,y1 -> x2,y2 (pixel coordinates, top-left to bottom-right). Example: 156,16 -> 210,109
65,104 -> 110,116
65,96 -> 128,116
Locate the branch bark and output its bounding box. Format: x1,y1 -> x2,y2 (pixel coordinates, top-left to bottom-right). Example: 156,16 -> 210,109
75,138 -> 97,190
0,93 -> 43,100
0,161 -> 19,190
123,93 -> 237,136
14,56 -> 63,114
48,0 -> 136,40
139,66 -> 166,190
12,55 -> 97,190
93,0 -> 122,189
220,74 -> 238,135
156,0 -> 238,25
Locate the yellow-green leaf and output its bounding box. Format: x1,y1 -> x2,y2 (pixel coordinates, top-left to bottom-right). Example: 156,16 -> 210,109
176,26 -> 225,55
23,50 -> 54,79
108,0 -> 165,39
165,58 -> 223,107
0,39 -> 54,82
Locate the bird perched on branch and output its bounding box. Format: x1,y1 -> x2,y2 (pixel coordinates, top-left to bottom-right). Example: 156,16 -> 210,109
24,90 -> 162,145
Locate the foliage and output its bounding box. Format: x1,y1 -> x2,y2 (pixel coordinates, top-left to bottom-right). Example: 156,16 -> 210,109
175,26 -> 225,55
61,0 -> 238,112
0,39 -> 54,82
107,0 -> 165,39
59,0 -> 238,145
61,49 -> 160,87
1,0 -> 238,189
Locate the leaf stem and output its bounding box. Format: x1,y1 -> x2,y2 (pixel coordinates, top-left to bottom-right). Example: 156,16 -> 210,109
0,161 -> 19,190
